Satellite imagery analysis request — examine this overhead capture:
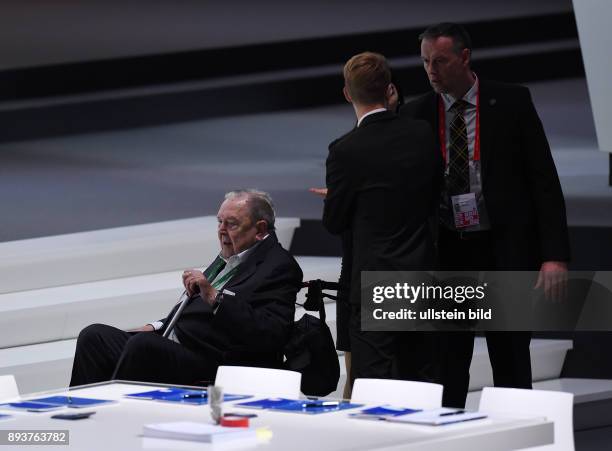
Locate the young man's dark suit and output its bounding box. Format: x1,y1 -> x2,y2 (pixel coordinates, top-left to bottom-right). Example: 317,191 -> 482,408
70,234 -> 303,386
323,110 -> 441,382
401,80 -> 570,407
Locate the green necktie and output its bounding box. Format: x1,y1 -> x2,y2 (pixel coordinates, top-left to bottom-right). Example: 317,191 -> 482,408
204,255 -> 241,290
204,256 -> 226,281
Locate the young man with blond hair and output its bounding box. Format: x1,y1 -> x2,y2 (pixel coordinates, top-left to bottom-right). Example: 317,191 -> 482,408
323,52 -> 441,383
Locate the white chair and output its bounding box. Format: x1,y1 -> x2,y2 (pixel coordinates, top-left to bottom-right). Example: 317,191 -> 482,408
479,387 -> 574,451
351,378 -> 443,409
0,374 -> 19,401
214,366 -> 302,398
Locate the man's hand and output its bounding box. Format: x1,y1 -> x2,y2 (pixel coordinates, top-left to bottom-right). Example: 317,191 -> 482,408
182,269 -> 218,305
534,261 -> 568,302
182,269 -> 204,296
309,187 -> 328,198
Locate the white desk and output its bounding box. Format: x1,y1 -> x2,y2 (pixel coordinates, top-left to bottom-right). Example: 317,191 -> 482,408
0,382 -> 553,451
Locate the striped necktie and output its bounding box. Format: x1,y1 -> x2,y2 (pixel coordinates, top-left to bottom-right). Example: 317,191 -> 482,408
447,99 -> 470,196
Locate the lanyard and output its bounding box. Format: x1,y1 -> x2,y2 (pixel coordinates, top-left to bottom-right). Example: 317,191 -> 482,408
438,87 -> 481,164
211,265 -> 239,290
203,255 -> 240,290
204,256 -> 225,280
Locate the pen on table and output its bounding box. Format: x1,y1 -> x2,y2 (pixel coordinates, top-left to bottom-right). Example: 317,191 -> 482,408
183,392 -> 207,399
303,401 -> 340,408
223,413 -> 258,418
439,410 -> 465,417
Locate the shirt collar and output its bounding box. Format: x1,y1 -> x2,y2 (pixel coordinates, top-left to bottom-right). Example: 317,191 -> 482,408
219,234 -> 269,264
357,108 -> 387,127
441,74 -> 478,112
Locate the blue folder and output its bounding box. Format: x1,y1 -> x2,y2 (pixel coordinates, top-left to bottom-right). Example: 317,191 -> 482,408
31,396 -> 116,408
271,400 -> 363,414
125,388 -> 250,404
235,398 -> 296,409
350,405 -> 422,420
236,398 -> 363,414
124,388 -> 189,400
0,401 -> 63,412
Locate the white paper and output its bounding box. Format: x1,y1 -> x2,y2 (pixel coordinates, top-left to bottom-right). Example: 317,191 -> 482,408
143,421 -> 256,443
389,408 -> 487,426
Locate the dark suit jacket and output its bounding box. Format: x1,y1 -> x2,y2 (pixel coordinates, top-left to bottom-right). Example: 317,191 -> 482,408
400,80 -> 570,269
323,110 -> 441,304
160,234 -> 303,367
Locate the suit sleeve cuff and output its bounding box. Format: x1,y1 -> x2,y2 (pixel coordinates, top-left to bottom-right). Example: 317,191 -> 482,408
148,321 -> 164,331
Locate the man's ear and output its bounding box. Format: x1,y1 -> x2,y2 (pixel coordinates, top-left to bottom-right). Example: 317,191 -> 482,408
255,220 -> 268,240
343,86 -> 352,104
461,48 -> 471,68
386,83 -> 396,98
385,83 -> 395,101
385,83 -> 399,111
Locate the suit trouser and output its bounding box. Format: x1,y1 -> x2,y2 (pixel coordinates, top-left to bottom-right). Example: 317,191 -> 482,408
435,330 -> 532,407
335,231 -> 352,352
349,305 -> 436,384
437,228 -> 532,408
69,323 -> 219,387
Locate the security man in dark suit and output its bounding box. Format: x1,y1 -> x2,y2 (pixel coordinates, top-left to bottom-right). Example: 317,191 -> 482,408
401,23 -> 570,407
70,189 -> 303,386
323,52 -> 441,383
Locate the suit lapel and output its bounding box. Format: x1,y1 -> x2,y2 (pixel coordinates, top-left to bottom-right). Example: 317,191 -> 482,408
425,93 -> 441,153
225,260 -> 256,289
477,80 -> 496,184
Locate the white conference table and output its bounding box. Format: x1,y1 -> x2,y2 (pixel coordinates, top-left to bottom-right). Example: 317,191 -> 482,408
0,381 -> 553,451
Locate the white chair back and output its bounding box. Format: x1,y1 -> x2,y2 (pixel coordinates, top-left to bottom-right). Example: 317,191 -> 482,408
214,366 -> 302,398
351,378 -> 443,409
0,375 -> 19,401
479,387 -> 574,451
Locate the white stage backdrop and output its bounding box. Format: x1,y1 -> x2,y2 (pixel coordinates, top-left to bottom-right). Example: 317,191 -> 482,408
573,0 -> 612,153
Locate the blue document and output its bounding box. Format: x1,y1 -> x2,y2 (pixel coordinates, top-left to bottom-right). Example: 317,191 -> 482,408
125,388 -> 192,401
235,398 -> 296,409
350,405 -> 422,420
236,398 -> 362,414
271,400 -> 362,414
125,388 -> 250,404
0,401 -> 63,412
31,396 -> 116,408
158,393 -> 250,405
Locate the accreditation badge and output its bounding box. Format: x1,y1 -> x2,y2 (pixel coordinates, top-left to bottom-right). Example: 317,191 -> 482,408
451,192 -> 480,228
